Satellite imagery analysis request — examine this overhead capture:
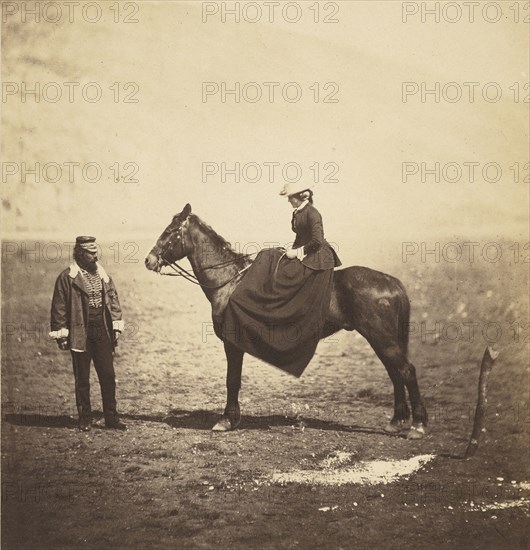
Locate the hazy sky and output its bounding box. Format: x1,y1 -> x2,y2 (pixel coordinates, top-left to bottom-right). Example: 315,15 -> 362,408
2,1 -> 528,265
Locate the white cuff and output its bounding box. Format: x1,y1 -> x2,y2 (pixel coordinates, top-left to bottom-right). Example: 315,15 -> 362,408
49,328 -> 69,339
295,248 -> 306,261
113,320 -> 125,332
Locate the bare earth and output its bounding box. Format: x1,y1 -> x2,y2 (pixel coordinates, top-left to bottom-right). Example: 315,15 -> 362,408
2,240 -> 529,549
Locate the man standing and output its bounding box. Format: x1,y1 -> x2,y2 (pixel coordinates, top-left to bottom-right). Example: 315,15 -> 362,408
49,236 -> 127,431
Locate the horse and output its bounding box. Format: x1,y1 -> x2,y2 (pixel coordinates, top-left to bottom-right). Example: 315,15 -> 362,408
145,204 -> 428,439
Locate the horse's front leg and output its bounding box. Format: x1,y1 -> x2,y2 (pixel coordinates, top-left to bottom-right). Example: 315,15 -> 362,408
212,341 -> 243,431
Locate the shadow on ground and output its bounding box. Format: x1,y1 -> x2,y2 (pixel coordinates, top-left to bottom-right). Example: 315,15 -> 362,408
3,409 -> 402,437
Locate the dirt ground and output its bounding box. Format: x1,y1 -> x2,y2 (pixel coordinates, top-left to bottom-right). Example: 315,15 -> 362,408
2,239 -> 529,549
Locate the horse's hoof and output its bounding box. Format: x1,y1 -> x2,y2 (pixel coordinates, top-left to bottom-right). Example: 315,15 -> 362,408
384,421 -> 408,433
212,414 -> 240,432
212,416 -> 232,432
407,424 -> 426,440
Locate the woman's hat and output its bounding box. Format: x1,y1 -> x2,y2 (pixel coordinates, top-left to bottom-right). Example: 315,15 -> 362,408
279,183 -> 313,197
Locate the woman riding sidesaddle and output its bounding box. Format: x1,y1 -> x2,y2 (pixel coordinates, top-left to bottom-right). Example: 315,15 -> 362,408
283,184 -> 341,271
220,184 -> 341,377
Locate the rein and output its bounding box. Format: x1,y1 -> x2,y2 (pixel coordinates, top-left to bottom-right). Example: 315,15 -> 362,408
160,253 -> 256,289
156,218 -> 276,289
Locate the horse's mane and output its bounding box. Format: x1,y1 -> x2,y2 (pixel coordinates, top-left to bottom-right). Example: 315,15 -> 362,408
188,214 -> 245,259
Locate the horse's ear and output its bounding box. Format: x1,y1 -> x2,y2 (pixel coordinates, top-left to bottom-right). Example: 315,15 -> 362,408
182,203 -> 192,218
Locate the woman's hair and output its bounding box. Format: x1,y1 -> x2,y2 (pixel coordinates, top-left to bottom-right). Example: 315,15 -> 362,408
292,189 -> 313,203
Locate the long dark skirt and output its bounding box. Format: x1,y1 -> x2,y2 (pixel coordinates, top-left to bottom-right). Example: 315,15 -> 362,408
219,247 -> 333,377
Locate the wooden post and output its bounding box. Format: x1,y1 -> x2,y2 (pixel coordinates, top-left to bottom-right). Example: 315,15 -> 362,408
465,346 -> 499,458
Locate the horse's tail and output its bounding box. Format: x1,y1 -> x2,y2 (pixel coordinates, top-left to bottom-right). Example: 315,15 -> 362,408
396,280 -> 411,357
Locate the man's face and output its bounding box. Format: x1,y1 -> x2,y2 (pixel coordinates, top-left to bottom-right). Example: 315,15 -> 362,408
78,248 -> 98,271
83,250 -> 98,264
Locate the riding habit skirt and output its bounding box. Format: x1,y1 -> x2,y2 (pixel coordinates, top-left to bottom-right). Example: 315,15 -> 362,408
219,247 -> 333,377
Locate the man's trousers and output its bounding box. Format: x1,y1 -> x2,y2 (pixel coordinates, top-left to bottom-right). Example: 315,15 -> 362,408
70,307 -> 118,424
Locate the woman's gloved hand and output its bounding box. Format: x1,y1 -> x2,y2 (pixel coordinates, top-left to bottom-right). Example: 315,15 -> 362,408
285,248 -> 298,259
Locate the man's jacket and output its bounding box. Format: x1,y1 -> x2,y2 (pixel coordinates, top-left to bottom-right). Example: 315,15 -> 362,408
292,203 -> 342,270
50,262 -> 124,352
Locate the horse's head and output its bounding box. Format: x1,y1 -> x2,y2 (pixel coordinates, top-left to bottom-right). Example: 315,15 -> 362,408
145,203 -> 192,272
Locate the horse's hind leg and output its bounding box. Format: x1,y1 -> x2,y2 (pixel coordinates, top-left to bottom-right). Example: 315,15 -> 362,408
382,364 -> 410,433
371,341 -> 427,438
358,319 -> 427,438
212,341 -> 243,432
401,361 -> 428,439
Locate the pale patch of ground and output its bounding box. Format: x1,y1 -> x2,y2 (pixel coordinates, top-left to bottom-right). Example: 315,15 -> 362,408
469,500 -> 529,512
270,454 -> 436,486
319,450 -> 355,469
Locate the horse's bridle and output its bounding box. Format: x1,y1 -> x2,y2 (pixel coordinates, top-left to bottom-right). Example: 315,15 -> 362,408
158,219 -> 255,289
158,219 -> 185,267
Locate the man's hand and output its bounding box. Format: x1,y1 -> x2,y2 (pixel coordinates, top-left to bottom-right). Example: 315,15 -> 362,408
113,330 -> 121,346
57,337 -> 69,351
